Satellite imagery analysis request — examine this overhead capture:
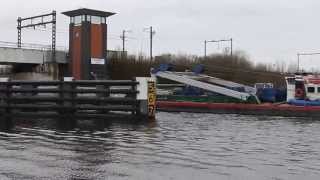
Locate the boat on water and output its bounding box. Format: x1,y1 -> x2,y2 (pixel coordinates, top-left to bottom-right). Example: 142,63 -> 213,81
153,64 -> 320,117
286,74 -> 320,106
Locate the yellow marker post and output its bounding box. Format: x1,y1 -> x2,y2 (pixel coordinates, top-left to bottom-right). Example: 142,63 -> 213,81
147,80 -> 156,118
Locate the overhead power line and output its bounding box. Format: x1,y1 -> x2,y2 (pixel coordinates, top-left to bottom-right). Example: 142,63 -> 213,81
297,52 -> 320,72
144,26 -> 156,60
120,30 -> 132,57
204,38 -> 233,58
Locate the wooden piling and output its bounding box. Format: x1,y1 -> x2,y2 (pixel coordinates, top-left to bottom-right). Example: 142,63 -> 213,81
0,78 -> 13,131
58,77 -> 76,130
0,78 -> 152,131
0,78 -> 152,130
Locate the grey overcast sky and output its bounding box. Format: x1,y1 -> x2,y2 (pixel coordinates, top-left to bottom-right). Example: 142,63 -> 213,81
1,0 -> 320,70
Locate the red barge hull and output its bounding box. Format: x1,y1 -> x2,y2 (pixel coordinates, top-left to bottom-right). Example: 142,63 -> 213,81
157,101 -> 320,117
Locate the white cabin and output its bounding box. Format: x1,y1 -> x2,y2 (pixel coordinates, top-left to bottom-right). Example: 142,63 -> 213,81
285,76 -> 295,102
285,75 -> 320,102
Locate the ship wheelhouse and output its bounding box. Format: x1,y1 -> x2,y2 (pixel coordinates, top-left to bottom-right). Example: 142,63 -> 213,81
286,75 -> 320,102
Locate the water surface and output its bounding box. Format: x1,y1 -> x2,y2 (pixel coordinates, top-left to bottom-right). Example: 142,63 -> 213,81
1,112 -> 320,180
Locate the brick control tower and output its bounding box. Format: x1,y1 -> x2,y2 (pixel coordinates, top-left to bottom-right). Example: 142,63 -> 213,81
62,8 -> 115,80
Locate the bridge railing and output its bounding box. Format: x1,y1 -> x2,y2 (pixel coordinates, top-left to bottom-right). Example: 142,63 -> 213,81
0,41 -> 67,51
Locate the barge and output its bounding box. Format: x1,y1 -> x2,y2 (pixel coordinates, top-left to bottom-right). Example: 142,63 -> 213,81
153,64 -> 320,117
157,101 -> 320,117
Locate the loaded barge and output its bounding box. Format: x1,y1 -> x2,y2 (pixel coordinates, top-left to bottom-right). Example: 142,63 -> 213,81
153,64 -> 320,117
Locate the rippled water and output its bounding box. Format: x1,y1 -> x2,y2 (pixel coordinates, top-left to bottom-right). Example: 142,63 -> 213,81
1,112 -> 320,180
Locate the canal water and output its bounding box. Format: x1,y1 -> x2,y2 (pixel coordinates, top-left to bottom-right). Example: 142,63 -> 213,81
0,112 -> 320,180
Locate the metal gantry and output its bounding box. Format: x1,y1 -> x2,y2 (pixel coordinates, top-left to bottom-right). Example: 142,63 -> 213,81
204,38 -> 233,58
297,52 -> 320,72
17,11 -> 57,63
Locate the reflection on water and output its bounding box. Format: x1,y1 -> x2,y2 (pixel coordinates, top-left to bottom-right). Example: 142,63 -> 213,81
1,112 -> 320,180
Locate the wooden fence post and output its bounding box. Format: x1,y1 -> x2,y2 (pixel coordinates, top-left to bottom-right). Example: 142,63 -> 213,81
58,77 -> 76,130
95,84 -> 108,128
96,84 -> 108,109
65,77 -> 76,129
0,77 -> 13,131
131,79 -> 138,115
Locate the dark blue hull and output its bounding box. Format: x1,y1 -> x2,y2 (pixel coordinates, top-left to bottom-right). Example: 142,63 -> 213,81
288,99 -> 320,106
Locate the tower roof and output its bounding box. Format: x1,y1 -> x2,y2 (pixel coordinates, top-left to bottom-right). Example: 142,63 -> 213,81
62,8 -> 116,17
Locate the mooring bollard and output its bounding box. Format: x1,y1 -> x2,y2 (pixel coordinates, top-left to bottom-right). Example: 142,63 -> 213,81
0,77 -> 13,131
136,77 -> 156,119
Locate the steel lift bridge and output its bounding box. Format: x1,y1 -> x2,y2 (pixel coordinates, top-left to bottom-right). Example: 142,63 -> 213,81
152,65 -> 260,104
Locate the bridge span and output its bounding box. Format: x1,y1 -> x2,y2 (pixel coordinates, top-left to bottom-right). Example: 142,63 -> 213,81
0,47 -> 67,64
